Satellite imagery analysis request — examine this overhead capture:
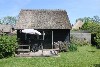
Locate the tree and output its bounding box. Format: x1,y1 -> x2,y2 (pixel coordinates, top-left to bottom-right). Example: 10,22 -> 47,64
81,16 -> 100,48
93,16 -> 100,22
0,19 -> 2,24
81,22 -> 100,33
76,18 -> 83,22
2,16 -> 17,25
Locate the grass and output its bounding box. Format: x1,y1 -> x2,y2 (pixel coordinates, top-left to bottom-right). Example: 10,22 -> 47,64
0,45 -> 100,67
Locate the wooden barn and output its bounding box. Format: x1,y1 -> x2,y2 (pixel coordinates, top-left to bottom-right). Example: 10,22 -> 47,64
15,9 -> 71,52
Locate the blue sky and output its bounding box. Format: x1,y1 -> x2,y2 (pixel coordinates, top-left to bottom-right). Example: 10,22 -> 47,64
0,0 -> 100,24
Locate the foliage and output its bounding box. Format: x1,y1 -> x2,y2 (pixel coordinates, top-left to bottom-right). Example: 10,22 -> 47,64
54,41 -> 69,52
0,19 -> 2,24
93,16 -> 100,22
94,33 -> 100,48
76,16 -> 100,23
70,35 -> 91,46
68,43 -> 77,51
0,35 -> 18,59
0,46 -> 100,67
76,16 -> 100,48
54,40 -> 78,52
69,35 -> 91,51
81,22 -> 100,48
0,16 -> 17,25
81,22 -> 100,33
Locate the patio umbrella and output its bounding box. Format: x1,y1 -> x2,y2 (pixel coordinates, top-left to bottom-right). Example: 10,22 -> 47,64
22,29 -> 41,35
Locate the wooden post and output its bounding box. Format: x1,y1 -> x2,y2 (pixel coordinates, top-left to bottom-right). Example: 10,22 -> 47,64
52,31 -> 53,49
42,31 -> 44,56
43,31 -> 44,40
41,43 -> 43,56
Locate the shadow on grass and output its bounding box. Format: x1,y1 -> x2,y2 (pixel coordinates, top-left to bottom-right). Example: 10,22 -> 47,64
88,51 -> 95,53
93,64 -> 100,67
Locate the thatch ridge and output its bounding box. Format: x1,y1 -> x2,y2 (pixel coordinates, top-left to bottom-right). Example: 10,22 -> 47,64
21,9 -> 66,11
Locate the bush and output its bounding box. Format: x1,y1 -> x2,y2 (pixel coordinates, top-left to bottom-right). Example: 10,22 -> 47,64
0,35 -> 18,59
68,44 -> 77,51
54,41 -> 77,52
68,35 -> 92,52
94,33 -> 100,48
70,35 -> 91,46
54,41 -> 69,52
81,21 -> 100,48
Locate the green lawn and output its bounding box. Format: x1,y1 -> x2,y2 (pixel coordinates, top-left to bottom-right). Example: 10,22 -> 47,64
0,46 -> 100,67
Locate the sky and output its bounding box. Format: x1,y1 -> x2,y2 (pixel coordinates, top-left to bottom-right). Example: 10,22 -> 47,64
0,0 -> 100,24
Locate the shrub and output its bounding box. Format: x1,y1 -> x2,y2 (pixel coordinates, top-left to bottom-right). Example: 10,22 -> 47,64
68,35 -> 92,52
94,33 -> 100,48
0,35 -> 18,59
54,41 -> 69,52
70,35 -> 91,46
68,43 -> 77,51
54,41 -> 77,52
81,21 -> 100,48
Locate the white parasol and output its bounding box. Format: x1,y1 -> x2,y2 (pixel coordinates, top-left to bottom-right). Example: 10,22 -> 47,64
22,29 -> 41,35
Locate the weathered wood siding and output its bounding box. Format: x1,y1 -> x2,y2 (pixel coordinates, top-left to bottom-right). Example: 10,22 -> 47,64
17,29 -> 70,49
38,29 -> 70,49
53,29 -> 70,42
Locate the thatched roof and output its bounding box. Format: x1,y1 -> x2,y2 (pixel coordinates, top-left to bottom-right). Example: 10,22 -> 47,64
15,9 -> 71,29
72,20 -> 84,30
0,24 -> 12,34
